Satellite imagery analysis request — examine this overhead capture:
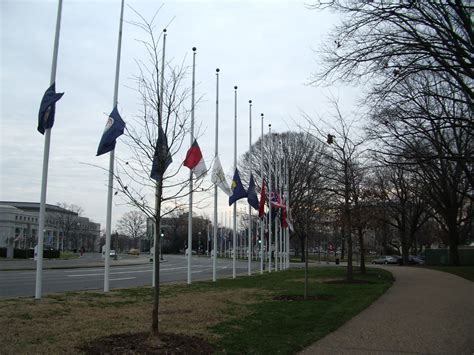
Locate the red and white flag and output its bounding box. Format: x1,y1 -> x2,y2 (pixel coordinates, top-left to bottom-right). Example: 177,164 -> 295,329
183,139 -> 207,178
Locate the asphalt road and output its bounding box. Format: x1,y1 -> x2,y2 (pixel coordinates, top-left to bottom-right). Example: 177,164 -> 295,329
0,254 -> 261,299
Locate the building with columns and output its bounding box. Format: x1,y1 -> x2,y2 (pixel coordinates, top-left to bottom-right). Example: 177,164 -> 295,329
0,201 -> 101,252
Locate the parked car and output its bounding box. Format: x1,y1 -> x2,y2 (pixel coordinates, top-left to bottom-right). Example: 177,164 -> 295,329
408,255 -> 424,265
109,249 -> 117,257
128,248 -> 140,256
371,255 -> 399,264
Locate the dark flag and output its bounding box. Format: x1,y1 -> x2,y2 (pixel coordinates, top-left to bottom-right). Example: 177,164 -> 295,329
37,83 -> 64,134
247,174 -> 259,210
229,168 -> 247,205
150,126 -> 172,181
258,178 -> 266,218
96,106 -> 126,156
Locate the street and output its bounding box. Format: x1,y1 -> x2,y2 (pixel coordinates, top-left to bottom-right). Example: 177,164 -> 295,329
0,254 -> 261,299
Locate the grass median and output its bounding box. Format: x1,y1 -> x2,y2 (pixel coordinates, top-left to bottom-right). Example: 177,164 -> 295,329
0,267 -> 393,354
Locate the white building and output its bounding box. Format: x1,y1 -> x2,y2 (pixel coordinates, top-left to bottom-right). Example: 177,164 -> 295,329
0,201 -> 101,251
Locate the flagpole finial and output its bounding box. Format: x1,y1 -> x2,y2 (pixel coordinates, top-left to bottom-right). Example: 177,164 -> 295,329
163,28 -> 167,33
249,100 -> 252,104
269,123 -> 271,128
261,113 -> 264,117
192,47 -> 196,51
234,86 -> 238,90
216,68 -> 220,72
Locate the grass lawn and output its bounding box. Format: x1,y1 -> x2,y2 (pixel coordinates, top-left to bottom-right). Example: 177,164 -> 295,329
422,265 -> 474,282
0,267 -> 393,354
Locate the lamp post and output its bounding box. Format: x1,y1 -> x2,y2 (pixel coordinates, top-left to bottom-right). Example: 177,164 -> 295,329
198,231 -> 201,256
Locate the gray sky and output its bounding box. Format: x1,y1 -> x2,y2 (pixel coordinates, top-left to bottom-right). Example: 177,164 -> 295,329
1,0 -> 360,230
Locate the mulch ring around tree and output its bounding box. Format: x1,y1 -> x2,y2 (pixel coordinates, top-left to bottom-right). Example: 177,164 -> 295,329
78,332 -> 214,354
273,294 -> 336,302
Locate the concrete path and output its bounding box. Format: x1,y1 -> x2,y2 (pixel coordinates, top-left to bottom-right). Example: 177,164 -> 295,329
300,266 -> 474,355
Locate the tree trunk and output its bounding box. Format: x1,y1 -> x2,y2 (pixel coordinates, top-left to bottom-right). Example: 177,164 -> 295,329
447,226 -> 460,266
304,234 -> 308,300
152,181 -> 163,336
358,227 -> 366,274
300,235 -> 305,262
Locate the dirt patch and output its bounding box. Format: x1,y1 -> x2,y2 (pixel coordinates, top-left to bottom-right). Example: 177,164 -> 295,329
78,332 -> 214,354
273,294 -> 336,301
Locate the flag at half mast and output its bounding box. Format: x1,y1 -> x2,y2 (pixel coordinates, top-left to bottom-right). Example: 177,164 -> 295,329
37,83 -> 64,134
96,106 -> 126,156
247,174 -> 259,210
229,168 -> 247,205
150,126 -> 172,181
211,156 -> 232,196
258,178 -> 266,218
183,139 -> 207,178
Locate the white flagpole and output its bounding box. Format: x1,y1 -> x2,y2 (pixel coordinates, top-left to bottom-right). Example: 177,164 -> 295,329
274,153 -> 279,271
268,124 -> 273,272
152,28 -> 167,288
36,0 -> 63,300
187,47 -> 197,285
286,157 -> 290,269
213,68 -> 220,282
279,140 -> 283,270
248,100 -> 252,276
232,85 -> 238,279
260,113 -> 264,274
103,0 -> 125,293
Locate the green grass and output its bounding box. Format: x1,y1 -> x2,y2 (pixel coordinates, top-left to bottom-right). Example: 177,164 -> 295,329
206,267 -> 393,354
0,267 -> 393,354
422,266 -> 474,282
58,251 -> 79,260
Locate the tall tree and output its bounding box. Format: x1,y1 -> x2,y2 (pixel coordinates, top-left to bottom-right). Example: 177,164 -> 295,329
310,1 -> 473,107
117,210 -> 146,250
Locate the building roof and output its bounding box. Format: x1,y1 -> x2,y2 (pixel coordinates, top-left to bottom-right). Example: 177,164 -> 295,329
0,201 -> 78,215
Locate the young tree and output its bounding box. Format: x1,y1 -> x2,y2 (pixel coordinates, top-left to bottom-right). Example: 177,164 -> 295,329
112,11 -> 207,337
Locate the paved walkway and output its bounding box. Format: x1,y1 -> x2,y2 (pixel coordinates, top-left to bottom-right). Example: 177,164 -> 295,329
300,266 -> 474,355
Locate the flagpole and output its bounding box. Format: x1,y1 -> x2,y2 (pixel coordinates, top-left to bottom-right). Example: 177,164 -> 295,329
101,0 -> 125,294
268,124 -> 273,273
260,113 -> 264,274
232,85 -> 238,278
279,140 -> 283,270
152,28 -> 167,288
187,47 -> 197,285
274,152 -> 279,271
286,157 -> 290,269
36,0 -> 63,300
213,68 -> 220,282
247,100 -> 253,276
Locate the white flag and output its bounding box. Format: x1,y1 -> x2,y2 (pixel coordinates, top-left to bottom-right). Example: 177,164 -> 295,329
212,156 -> 232,196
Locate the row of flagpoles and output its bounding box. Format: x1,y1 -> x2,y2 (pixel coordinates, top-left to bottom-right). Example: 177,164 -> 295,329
34,0 -> 293,299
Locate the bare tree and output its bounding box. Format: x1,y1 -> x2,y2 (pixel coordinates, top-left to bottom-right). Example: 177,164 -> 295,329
310,1 -> 473,107
117,210 -> 146,250
51,203 -> 83,251
302,100 -> 368,281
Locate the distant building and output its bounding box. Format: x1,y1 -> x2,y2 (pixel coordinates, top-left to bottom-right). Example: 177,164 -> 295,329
0,201 -> 101,251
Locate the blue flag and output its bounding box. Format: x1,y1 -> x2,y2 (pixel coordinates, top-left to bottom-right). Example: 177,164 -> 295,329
229,168 -> 247,206
247,174 -> 259,210
96,106 -> 126,156
150,126 -> 172,181
37,83 -> 64,134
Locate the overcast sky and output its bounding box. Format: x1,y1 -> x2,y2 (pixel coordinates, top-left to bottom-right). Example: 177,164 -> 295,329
1,0 -> 361,231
